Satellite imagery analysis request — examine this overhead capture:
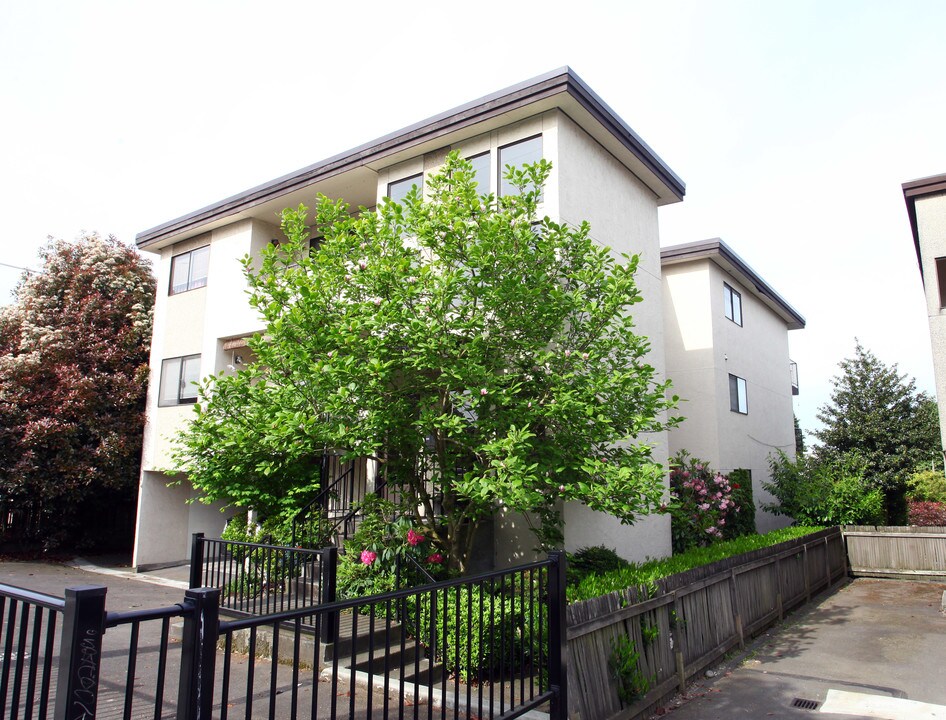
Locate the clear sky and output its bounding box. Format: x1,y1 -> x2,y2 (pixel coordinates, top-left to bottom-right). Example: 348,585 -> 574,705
2,0 -> 945,442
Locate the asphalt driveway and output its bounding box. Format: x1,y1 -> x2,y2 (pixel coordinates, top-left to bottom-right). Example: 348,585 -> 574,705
655,577 -> 946,720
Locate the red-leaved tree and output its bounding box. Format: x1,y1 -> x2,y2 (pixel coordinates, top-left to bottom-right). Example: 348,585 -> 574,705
0,234 -> 154,550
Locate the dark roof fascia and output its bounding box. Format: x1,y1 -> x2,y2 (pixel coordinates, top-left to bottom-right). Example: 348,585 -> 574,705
137,67 -> 685,250
902,173 -> 946,281
661,238 -> 806,329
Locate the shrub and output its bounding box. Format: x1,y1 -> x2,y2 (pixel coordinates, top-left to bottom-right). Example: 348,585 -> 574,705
908,500 -> 946,526
567,545 -> 631,586
907,470 -> 946,503
336,494 -> 448,600
763,451 -> 884,526
668,452 -> 741,553
724,469 -> 757,539
568,526 -> 823,603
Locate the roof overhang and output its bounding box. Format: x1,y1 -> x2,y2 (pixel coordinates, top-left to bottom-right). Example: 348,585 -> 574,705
902,172 -> 946,282
661,238 -> 806,330
137,67 -> 685,251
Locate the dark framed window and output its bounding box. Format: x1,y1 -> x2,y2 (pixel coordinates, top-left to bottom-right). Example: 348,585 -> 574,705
499,135 -> 543,197
169,246 -> 210,295
468,152 -> 491,195
724,283 -> 743,326
936,257 -> 946,309
387,173 -> 423,204
159,355 -> 201,406
729,374 -> 748,414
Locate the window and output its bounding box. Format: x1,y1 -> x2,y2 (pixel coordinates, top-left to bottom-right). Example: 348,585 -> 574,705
936,257 -> 946,308
729,374 -> 748,414
723,283 -> 742,326
499,135 -> 542,197
159,355 -> 201,406
468,152 -> 490,195
387,173 -> 423,204
169,246 -> 210,295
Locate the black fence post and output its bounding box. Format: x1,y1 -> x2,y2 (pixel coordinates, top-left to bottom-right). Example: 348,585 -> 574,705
547,551 -> 568,720
189,533 -> 205,589
177,588 -> 220,720
55,585 -> 107,720
320,547 -> 338,644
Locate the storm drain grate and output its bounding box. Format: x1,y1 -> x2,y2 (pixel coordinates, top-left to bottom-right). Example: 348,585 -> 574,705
791,698 -> 821,710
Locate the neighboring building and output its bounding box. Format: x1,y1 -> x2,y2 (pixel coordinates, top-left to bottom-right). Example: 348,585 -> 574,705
132,68 -> 801,570
661,239 -> 805,532
903,173 -> 946,456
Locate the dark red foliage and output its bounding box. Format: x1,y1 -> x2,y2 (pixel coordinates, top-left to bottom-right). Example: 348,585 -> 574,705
907,501 -> 946,527
0,235 -> 155,549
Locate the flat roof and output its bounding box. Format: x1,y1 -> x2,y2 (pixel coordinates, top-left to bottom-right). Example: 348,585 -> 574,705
902,172 -> 946,280
137,67 -> 686,250
661,238 -> 806,330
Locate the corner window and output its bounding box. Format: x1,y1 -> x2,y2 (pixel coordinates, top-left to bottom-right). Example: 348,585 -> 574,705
724,283 -> 742,326
499,136 -> 543,197
729,374 -> 748,414
159,355 -> 201,406
936,257 -> 946,309
169,246 -> 210,295
387,174 -> 423,204
468,152 -> 491,195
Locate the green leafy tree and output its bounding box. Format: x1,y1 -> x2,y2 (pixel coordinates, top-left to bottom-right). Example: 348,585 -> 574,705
794,414 -> 805,455
763,450 -> 884,526
0,234 -> 155,549
173,152 -> 679,571
813,342 -> 941,523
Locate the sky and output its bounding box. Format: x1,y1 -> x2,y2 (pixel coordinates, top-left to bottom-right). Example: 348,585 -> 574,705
1,0 -> 945,441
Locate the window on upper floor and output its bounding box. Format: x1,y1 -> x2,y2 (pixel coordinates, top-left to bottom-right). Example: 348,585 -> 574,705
723,283 -> 742,326
729,374 -> 748,414
936,257 -> 946,309
158,354 -> 201,406
388,173 -> 424,204
499,135 -> 543,197
468,152 -> 491,196
169,246 -> 210,295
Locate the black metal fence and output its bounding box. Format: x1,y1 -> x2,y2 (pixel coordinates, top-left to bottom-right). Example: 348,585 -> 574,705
1,554 -> 567,720
190,533 -> 335,621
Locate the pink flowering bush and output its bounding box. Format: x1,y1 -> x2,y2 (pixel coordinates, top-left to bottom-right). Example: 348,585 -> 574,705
336,495 -> 448,599
667,451 -> 740,553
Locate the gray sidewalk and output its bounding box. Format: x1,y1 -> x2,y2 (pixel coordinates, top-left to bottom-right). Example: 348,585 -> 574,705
654,578 -> 946,720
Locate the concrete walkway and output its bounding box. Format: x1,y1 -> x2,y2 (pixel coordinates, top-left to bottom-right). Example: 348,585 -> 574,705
653,578 -> 946,720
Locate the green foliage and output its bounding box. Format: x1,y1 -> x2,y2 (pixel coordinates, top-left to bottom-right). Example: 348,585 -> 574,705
667,452 -> 741,553
763,450 -> 884,526
172,152 -> 679,570
813,342 -> 941,523
609,634 -> 653,704
907,470 -> 946,503
336,494 -> 447,600
567,526 -> 823,603
567,545 -> 631,586
725,469 -> 757,539
0,234 -> 155,550
411,580 -> 545,683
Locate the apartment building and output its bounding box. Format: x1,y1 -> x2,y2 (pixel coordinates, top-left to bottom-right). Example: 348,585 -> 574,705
133,68 -> 801,569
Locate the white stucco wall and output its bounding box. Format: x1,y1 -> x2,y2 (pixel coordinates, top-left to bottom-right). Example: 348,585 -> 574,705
663,258 -> 797,533
915,192 -> 946,452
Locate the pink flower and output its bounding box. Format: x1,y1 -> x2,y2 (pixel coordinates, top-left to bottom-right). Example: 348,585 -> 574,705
581,352 -> 589,360
695,465 -> 703,471
698,503 -> 710,511
360,550 -> 377,565
426,553 -> 443,564
718,519 -> 726,526
407,529 -> 425,546
480,388 -> 488,395
699,488 -> 707,496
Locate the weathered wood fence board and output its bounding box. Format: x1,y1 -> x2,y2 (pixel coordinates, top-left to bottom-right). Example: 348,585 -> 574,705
843,525 -> 946,579
565,527 -> 845,720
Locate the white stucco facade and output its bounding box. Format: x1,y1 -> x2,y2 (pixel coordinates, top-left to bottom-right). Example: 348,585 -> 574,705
904,175 -> 946,454
662,241 -> 805,533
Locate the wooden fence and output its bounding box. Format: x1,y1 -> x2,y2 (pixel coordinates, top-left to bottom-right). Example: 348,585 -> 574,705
843,525 -> 946,580
565,527 -> 846,720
